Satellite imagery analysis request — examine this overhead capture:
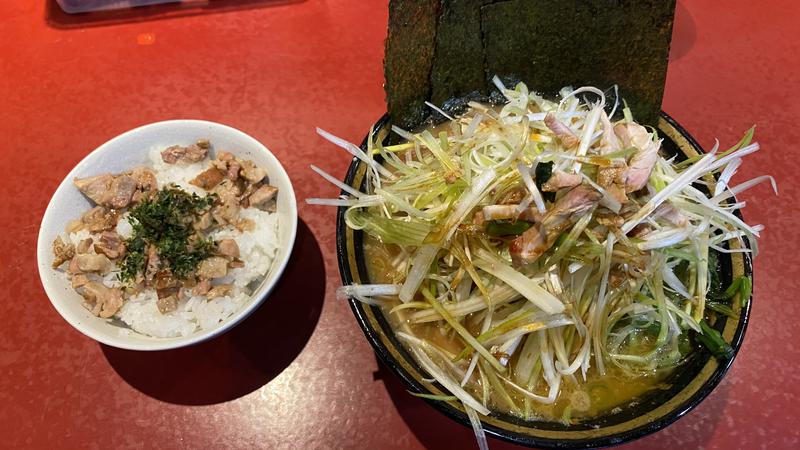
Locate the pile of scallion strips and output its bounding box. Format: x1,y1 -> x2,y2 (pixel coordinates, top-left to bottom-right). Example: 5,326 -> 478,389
308,78 -> 775,449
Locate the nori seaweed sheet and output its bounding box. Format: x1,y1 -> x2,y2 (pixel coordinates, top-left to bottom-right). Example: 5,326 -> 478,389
384,0 -> 440,130
385,0 -> 675,127
429,0 -> 486,107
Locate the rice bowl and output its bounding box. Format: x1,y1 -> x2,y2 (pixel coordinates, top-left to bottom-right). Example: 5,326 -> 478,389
37,120 -> 297,351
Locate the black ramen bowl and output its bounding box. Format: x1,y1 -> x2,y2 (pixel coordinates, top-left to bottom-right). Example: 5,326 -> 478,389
336,110 -> 752,448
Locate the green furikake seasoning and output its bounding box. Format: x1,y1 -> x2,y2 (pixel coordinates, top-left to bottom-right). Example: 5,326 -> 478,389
118,187 -> 217,282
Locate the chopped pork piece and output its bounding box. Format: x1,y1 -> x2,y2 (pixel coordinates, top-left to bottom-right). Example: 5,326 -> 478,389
145,245 -> 160,282
212,203 -> 240,225
217,151 -> 235,162
160,141 -> 209,164
596,213 -> 625,228
604,184 -> 629,205
67,256 -> 82,275
614,122 -> 661,192
197,256 -> 228,279
81,206 -> 119,233
128,167 -> 158,192
210,180 -> 242,224
217,239 -> 240,258
228,258 -> 245,269
597,110 -> 622,154
71,274 -> 89,289
625,141 -> 660,193
73,174 -> 136,209
52,236 -> 75,268
192,279 -> 211,296
77,238 -> 93,254
248,185 -> 278,209
156,293 -> 179,314
94,231 -> 125,259
207,284 -> 232,299
73,174 -> 113,206
74,254 -> 112,273
108,175 -> 137,209
194,212 -> 213,231
239,159 -> 267,183
544,113 -> 580,149
81,282 -> 124,318
541,170 -> 582,192
597,164 -> 627,187
189,167 -> 225,190
614,122 -> 651,150
510,185 -> 602,265
226,161 -> 241,181
128,167 -> 158,203
151,272 -> 175,292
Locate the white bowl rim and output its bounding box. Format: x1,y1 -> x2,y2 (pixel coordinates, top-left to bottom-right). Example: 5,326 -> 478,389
37,119 -> 298,351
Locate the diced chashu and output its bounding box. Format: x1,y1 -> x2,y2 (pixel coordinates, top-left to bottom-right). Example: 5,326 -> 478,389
210,180 -> 241,224
614,122 -> 661,193
81,282 -> 124,318
596,110 -> 629,204
189,167 -> 225,190
94,231 -> 125,259
52,236 -> 75,268
192,279 -> 212,296
81,206 -> 120,233
76,237 -> 93,254
73,174 -> 137,209
73,166 -> 157,210
160,140 -> 210,164
544,113 -> 580,149
541,170 -> 582,192
72,253 -> 112,273
596,163 -> 628,204
239,159 -> 266,183
194,212 -> 213,231
145,245 -> 160,282
217,239 -> 239,258
128,167 -> 158,203
248,185 -> 278,209
509,185 -> 602,265
207,284 -> 232,299
156,295 -> 179,314
197,256 -> 228,279
71,274 -> 89,289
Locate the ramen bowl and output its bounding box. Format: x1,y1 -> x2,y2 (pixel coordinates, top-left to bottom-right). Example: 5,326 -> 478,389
336,111 -> 751,448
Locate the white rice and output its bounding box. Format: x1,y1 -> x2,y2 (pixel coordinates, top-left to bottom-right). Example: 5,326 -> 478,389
67,146 -> 280,338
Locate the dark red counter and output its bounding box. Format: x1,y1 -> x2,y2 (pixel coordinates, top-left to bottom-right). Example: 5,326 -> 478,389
1,1 -> 798,448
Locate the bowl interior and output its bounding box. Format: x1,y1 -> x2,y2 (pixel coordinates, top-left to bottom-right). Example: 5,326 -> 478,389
336,112 -> 751,448
38,120 -> 298,351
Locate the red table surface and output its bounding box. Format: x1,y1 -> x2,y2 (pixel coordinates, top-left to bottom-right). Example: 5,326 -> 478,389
1,1 -> 799,449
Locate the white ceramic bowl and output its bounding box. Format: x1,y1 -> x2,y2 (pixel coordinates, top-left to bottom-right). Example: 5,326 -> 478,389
37,120 -> 298,351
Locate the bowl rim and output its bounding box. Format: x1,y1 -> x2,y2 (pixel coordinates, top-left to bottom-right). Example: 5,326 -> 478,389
37,119 -> 298,351
336,111 -> 752,448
